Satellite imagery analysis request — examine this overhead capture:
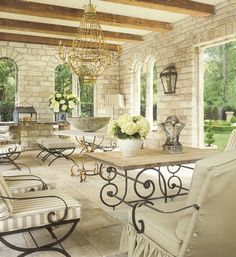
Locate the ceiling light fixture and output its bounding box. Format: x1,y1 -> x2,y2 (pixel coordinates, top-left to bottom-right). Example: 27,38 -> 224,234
59,0 -> 117,85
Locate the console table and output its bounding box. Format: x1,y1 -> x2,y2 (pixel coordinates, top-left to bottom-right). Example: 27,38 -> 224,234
54,130 -> 116,182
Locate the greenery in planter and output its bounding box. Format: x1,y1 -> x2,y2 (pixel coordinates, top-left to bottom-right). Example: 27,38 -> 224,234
230,116 -> 236,123
205,121 -> 215,146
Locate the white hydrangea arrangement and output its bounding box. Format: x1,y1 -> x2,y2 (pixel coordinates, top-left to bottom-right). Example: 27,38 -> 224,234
108,113 -> 150,139
49,89 -> 79,113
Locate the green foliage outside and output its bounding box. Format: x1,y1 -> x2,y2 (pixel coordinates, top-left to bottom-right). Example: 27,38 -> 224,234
153,63 -> 158,125
0,58 -> 16,121
140,68 -> 146,117
55,64 -> 94,117
55,64 -> 72,93
78,80 -> 94,117
140,62 -> 158,124
204,42 -> 236,120
230,116 -> 236,123
213,133 -> 231,151
204,41 -> 236,149
205,121 -> 215,146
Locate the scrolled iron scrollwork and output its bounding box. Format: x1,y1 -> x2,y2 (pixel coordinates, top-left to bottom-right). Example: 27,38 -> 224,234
99,163 -> 117,181
133,168 -> 167,201
132,201 -> 154,234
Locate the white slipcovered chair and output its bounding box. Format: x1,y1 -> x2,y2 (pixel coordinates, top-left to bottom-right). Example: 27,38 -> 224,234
224,129 -> 236,151
120,150 -> 236,257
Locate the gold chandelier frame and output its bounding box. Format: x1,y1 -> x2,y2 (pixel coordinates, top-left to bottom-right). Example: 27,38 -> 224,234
59,0 -> 116,85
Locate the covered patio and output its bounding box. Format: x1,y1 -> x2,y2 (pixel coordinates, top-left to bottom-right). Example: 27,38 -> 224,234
0,0 -> 236,257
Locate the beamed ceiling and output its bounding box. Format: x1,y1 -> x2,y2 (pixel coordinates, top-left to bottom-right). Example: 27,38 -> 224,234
0,0 -> 226,51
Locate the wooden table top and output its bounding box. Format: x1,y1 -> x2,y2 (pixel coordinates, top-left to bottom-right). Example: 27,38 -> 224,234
85,147 -> 218,170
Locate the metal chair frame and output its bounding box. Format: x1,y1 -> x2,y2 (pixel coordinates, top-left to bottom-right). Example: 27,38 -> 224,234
0,194 -> 80,257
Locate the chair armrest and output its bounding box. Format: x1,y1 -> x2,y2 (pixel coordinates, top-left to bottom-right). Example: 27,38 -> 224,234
4,175 -> 48,190
0,194 -> 68,224
132,200 -> 200,234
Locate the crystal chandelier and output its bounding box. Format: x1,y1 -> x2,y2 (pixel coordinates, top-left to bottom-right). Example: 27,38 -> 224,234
59,0 -> 113,85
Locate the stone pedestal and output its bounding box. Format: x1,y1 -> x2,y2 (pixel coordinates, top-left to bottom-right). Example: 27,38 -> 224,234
225,111 -> 234,122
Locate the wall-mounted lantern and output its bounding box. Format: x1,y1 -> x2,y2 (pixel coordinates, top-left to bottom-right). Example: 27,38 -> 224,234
160,65 -> 178,94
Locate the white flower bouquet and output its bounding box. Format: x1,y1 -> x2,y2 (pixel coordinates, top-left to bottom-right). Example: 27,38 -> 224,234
108,113 -> 150,139
49,89 -> 79,113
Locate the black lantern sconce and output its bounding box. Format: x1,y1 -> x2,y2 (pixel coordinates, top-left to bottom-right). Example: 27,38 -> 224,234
160,65 -> 178,94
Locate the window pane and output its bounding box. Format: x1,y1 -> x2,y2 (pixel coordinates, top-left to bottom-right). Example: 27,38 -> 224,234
55,64 -> 72,93
140,68 -> 147,117
79,79 -> 94,117
153,62 -> 158,126
0,58 -> 17,122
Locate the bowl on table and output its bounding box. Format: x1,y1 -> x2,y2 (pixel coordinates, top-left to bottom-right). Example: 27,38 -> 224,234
67,117 -> 111,132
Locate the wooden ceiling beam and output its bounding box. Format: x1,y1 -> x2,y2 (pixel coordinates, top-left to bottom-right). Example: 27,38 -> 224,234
0,18 -> 144,42
0,32 -> 120,51
0,0 -> 172,32
102,0 -> 215,17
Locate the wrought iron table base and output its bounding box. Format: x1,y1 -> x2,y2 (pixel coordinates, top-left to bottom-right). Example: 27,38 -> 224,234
99,163 -> 189,210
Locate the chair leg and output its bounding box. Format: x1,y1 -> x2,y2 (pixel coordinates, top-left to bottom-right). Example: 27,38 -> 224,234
0,219 -> 79,257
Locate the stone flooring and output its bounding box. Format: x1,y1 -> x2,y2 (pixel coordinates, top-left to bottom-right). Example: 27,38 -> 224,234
0,149 -> 193,257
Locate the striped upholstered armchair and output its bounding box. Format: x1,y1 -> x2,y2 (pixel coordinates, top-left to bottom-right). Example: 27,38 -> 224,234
0,175 -> 81,256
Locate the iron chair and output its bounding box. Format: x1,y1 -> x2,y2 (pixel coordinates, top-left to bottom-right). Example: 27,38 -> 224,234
120,150 -> 236,257
0,175 -> 81,257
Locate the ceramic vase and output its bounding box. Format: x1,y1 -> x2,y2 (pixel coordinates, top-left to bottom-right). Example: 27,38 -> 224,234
55,112 -> 67,122
117,138 -> 142,157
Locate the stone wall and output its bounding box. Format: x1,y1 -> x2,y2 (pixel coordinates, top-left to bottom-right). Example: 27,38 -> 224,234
119,0 -> 236,147
0,42 -> 120,122
1,0 -> 236,148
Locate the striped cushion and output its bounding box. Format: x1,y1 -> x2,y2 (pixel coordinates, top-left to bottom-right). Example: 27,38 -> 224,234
4,176 -> 55,194
0,176 -> 13,213
0,144 -> 21,155
0,189 -> 81,232
0,200 -> 10,220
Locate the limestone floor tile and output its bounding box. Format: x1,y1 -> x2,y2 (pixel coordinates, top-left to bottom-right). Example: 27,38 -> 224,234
83,224 -> 124,257
79,208 -> 121,232
23,227 -> 101,257
0,232 -> 28,256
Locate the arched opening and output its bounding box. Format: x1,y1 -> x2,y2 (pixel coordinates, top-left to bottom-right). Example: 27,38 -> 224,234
0,58 -> 17,122
55,64 -> 72,93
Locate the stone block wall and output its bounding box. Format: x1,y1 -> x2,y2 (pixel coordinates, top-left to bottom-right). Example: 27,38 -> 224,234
0,42 -> 120,122
119,1 -> 236,147
1,1 -> 236,148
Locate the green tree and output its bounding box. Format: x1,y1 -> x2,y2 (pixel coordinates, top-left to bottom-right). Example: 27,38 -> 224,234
204,41 -> 236,119
55,64 -> 72,93
205,121 -> 215,146
0,58 -> 16,121
78,79 -> 94,117
140,67 -> 146,117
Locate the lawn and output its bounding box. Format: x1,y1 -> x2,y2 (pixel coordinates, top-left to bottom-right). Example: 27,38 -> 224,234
206,133 -> 231,151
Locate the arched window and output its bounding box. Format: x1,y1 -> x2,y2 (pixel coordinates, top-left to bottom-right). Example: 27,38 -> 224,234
55,64 -> 72,93
145,59 -> 158,129
0,58 -> 17,121
77,79 -> 94,117
133,62 -> 142,115
132,59 -> 158,128
54,64 -> 94,117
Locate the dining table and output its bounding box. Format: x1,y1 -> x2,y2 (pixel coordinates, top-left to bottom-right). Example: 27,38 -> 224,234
85,147 -> 218,209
